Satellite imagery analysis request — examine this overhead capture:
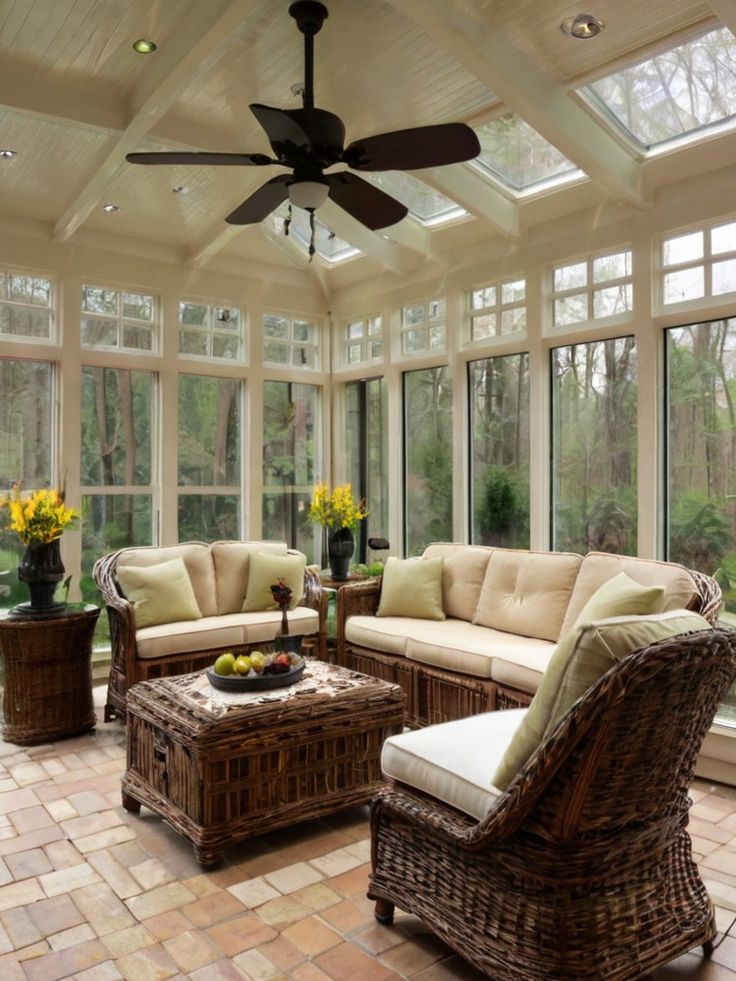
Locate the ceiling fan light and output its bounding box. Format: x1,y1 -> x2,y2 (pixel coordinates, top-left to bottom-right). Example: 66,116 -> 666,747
288,179 -> 330,210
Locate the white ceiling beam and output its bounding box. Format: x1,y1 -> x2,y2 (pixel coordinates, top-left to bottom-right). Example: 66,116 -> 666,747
413,164 -> 522,240
0,69 -> 125,132
707,1 -> 736,36
320,201 -> 419,276
380,214 -> 436,259
185,225 -> 244,270
261,222 -> 331,299
387,0 -> 649,208
52,0 -> 263,243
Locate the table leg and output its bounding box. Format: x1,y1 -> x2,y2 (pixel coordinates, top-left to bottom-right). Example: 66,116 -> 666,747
122,792 -> 141,814
194,844 -> 223,869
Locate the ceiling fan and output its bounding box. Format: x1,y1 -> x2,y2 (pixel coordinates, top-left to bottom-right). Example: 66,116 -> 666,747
126,0 -> 480,244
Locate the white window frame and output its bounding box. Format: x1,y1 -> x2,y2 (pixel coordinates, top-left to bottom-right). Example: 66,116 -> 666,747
178,298 -> 244,363
342,315 -> 383,367
81,283 -> 159,354
0,266 -> 55,344
400,297 -> 446,357
550,248 -> 634,333
262,311 -> 321,369
659,217 -> 736,312
465,277 -> 527,345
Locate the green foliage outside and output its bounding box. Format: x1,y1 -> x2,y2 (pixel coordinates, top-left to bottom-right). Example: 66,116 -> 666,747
475,465 -> 529,548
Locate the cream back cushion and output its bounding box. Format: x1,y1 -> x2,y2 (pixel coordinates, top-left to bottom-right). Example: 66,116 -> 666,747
115,542 -> 216,617
242,551 -> 305,612
560,552 -> 697,635
376,557 -> 445,620
423,543 -> 493,621
116,557 -> 203,629
492,609 -> 710,791
473,549 -> 582,642
212,541 -> 288,615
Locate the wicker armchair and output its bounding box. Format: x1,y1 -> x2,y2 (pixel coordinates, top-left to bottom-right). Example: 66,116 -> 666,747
369,627 -> 736,980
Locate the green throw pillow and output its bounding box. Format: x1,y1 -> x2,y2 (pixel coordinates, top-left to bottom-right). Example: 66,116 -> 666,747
492,609 -> 709,791
117,557 -> 202,629
573,571 -> 666,626
376,556 -> 445,620
242,551 -> 305,612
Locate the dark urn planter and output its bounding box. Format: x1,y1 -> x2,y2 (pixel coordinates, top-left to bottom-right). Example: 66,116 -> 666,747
328,527 -> 354,581
13,538 -> 66,618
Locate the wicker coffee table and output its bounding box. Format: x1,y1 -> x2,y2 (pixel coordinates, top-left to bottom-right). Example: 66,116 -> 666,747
122,660 -> 404,867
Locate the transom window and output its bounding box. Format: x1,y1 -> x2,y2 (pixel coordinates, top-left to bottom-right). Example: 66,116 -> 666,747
552,250 -> 633,329
263,313 -> 320,369
343,316 -> 382,365
0,270 -> 54,342
467,278 -> 526,341
660,220 -> 736,306
82,285 -> 157,352
179,300 -> 242,361
401,298 -> 446,355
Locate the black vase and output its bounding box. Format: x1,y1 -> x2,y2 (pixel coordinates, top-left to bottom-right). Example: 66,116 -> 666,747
15,538 -> 66,617
328,527 -> 354,581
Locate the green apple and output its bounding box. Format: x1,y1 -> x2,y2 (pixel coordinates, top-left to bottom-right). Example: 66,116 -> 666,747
213,652 -> 236,675
234,654 -> 252,675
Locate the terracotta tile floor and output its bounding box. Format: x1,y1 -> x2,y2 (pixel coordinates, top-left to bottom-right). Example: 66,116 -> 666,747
1,688 -> 736,980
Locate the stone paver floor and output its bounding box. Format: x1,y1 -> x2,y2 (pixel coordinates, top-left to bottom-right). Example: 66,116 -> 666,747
0,686 -> 735,978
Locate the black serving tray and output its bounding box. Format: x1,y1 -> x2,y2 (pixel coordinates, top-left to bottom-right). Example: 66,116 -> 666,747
206,658 -> 305,692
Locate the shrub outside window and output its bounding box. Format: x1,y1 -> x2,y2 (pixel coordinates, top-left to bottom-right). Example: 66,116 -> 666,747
82,285 -> 157,352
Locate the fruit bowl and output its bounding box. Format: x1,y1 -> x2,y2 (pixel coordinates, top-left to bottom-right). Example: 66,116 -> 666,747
206,656 -> 305,692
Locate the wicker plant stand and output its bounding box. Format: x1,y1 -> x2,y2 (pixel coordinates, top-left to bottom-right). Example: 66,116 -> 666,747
122,660 -> 404,867
0,604 -> 99,745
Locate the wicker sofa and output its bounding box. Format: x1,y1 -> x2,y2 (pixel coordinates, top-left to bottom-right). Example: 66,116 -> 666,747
336,543 -> 722,728
94,540 -> 327,721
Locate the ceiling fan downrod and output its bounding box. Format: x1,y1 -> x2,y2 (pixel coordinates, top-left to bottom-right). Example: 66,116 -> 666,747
289,1 -> 328,110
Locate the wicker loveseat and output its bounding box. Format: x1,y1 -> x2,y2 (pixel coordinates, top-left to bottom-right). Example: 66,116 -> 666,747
369,626 -> 736,979
94,540 -> 326,721
337,543 -> 721,728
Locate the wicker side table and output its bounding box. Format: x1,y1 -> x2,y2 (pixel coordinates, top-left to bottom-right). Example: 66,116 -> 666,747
0,604 -> 99,745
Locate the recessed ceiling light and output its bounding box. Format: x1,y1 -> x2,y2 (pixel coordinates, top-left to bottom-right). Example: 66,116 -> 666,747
0,149 -> 16,159
561,14 -> 604,39
102,204 -> 120,213
133,38 -> 157,54
172,185 -> 188,194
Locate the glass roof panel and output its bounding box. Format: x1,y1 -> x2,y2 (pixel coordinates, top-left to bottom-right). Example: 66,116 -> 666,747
472,114 -> 580,191
364,172 -> 465,224
270,205 -> 361,262
584,26 -> 736,150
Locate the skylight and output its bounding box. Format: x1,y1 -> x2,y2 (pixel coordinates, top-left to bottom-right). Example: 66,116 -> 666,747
471,114 -> 581,192
584,25 -> 736,151
364,172 -> 465,225
270,206 -> 361,263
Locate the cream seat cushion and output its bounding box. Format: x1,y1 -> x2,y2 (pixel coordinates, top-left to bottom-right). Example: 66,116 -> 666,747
116,557 -> 202,629
345,615 -> 414,656
382,709 -> 527,821
376,556 -> 445,620
136,607 -> 319,659
492,609 -> 710,791
473,549 -> 582,642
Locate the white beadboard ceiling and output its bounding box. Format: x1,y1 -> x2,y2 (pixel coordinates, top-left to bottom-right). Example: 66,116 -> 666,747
0,0 -> 731,293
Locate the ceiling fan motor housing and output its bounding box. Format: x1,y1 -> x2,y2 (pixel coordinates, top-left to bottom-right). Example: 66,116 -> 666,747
289,1 -> 328,36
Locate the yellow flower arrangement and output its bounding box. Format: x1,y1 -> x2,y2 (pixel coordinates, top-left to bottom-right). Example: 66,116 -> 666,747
0,483 -> 78,546
308,482 -> 368,530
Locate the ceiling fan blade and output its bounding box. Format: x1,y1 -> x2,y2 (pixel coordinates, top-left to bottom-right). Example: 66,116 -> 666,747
225,175 -> 291,225
326,173 -> 408,230
343,123 -> 481,172
126,151 -> 274,166
250,104 -> 345,165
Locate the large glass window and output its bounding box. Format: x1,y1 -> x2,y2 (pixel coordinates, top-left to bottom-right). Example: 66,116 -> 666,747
404,366 -> 453,554
0,270 -> 54,341
80,367 -> 155,632
262,381 -> 319,561
0,359 -> 54,609
469,354 -> 530,548
473,114 -> 580,192
177,375 -> 241,541
552,337 -> 637,554
82,285 -> 157,352
346,378 -> 388,563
